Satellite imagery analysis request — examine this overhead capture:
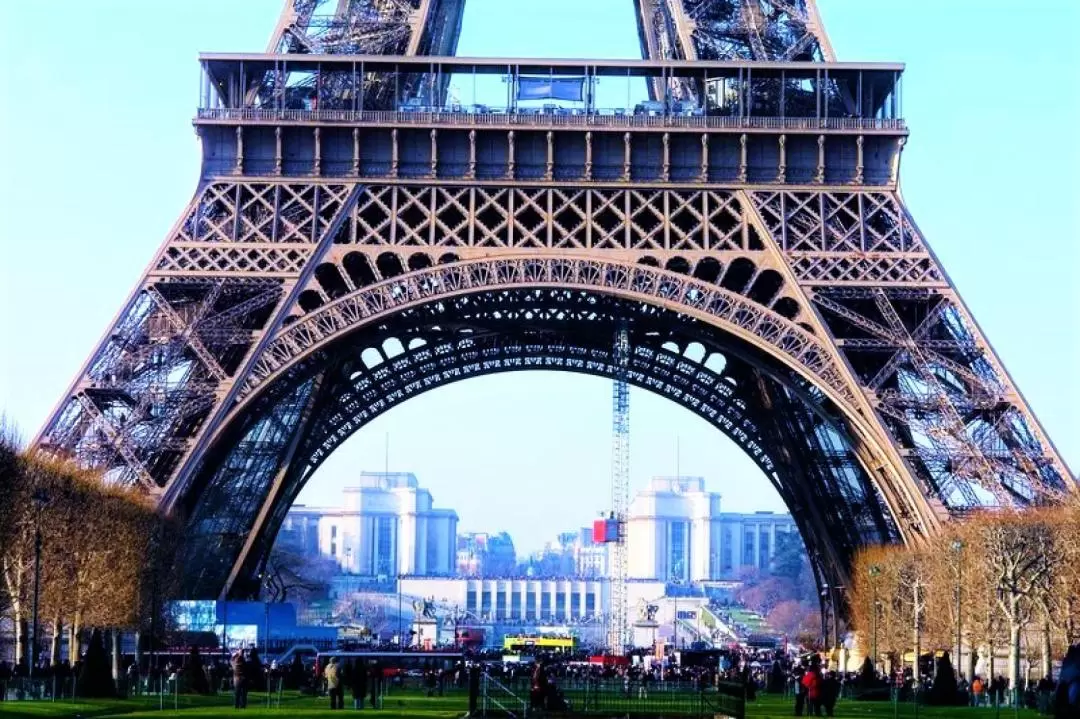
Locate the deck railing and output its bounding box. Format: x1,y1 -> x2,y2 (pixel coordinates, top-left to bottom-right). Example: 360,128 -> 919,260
196,107 -> 905,132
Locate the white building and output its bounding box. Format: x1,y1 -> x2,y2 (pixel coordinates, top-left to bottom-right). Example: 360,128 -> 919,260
626,476 -> 797,582
284,472 -> 458,577
400,576 -> 611,623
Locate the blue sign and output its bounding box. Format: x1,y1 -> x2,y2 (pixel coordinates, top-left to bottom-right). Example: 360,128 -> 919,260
676,610 -> 697,620
517,77 -> 584,102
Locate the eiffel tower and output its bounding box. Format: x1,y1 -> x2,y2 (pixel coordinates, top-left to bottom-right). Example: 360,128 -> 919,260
34,0 -> 1075,602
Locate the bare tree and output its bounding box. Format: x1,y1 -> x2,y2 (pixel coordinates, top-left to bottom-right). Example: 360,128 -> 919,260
263,545 -> 337,605
971,512 -> 1056,695
850,544 -> 913,673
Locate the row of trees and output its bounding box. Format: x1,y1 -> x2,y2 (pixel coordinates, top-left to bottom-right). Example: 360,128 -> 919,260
848,503 -> 1080,691
734,531 -> 822,642
0,424 -> 181,670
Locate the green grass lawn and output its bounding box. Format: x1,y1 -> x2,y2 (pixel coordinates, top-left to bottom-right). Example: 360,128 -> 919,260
0,690 -> 1045,719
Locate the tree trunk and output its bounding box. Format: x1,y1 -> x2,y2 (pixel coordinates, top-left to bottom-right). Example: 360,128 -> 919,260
1008,623 -> 1021,702
69,611 -> 82,662
50,616 -> 62,665
15,616 -> 28,666
1041,619 -> 1052,679
111,629 -> 122,680
913,605 -> 922,683
955,636 -> 963,681
134,630 -> 142,671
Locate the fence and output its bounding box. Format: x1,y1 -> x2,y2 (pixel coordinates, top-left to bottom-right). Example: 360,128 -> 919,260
0,675 -> 287,711
479,675 -> 746,718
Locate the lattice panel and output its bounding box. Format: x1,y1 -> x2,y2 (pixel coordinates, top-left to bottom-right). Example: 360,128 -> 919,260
340,186 -> 754,251
156,245 -> 312,275
822,193 -> 862,251
550,189 -> 589,249
236,184 -> 277,243
511,189 -> 549,248
748,190 -> 942,285
433,187 -> 471,246
173,182 -> 354,245
787,254 -> 943,285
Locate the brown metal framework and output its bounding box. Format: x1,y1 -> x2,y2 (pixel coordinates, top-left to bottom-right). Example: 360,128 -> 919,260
33,0 -> 1076,604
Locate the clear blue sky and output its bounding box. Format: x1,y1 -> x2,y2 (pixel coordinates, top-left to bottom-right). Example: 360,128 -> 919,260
1,1 -> 1076,554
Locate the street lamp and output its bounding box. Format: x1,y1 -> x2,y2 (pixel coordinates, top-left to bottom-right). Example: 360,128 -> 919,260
950,540 -> 964,679
868,565 -> 882,675
29,488 -> 48,680
397,574 -> 403,651
260,573 -> 273,659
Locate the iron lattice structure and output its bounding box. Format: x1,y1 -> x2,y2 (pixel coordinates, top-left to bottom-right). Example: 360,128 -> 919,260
34,0 -> 1076,605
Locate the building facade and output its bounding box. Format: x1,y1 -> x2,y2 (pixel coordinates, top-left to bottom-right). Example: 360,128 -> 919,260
626,476 -> 796,581
456,531 -> 518,576
281,472 -> 458,577
399,576 -> 612,624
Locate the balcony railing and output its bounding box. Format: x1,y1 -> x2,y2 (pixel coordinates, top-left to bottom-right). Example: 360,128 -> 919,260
195,107 -> 906,132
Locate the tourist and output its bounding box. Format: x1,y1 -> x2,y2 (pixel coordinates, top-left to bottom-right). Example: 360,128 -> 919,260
801,656 -> 823,717
325,656 -> 343,710
231,648 -> 247,709
369,660 -> 382,708
793,664 -> 806,716
352,659 -> 368,709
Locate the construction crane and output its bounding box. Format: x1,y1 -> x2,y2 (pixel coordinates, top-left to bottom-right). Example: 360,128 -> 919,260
608,320 -> 631,653
591,318 -> 631,654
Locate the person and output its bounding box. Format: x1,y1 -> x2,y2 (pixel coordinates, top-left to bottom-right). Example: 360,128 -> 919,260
325,656 -> 343,710
1053,644 -> 1080,719
530,661 -> 549,710
793,665 -> 806,716
368,660 -> 381,709
971,675 -> 985,706
231,648 -> 248,709
821,670 -> 839,717
801,657 -> 823,717
352,660 -> 368,709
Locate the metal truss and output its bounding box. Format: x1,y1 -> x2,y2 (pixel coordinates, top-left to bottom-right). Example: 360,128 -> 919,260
680,0 -> 834,62
267,0 -> 832,62
34,181 -> 361,490
264,0 -> 834,106
171,290 -> 897,597
269,0 -> 421,55
742,189 -> 1072,507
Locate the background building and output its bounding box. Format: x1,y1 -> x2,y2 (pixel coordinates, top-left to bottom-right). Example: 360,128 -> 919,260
626,476 -> 796,581
282,472 -> 458,577
280,473 -> 796,584
456,531 -> 517,576
526,527 -> 609,578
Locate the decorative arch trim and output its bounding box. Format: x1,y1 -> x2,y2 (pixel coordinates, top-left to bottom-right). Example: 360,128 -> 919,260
238,256 -> 857,413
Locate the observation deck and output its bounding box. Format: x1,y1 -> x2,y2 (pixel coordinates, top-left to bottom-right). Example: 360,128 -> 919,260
196,54 -> 907,187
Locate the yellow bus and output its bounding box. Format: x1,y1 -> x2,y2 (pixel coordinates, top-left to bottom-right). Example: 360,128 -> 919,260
502,634 -> 576,652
